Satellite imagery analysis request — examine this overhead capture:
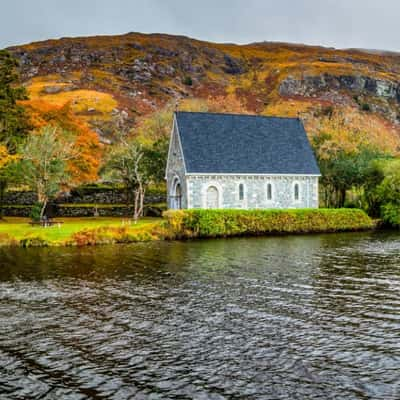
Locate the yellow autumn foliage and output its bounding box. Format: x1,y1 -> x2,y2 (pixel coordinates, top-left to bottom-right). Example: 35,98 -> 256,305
0,145 -> 18,169
306,107 -> 400,157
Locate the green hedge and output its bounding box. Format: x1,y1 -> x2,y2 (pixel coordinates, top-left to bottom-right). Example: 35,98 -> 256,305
163,208 -> 375,239
70,183 -> 165,198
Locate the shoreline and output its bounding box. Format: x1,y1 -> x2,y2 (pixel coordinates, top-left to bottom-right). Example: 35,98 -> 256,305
0,226 -> 379,248
0,209 -> 378,248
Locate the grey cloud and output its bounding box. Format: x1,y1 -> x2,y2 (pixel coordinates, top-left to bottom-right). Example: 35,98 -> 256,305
1,0 -> 399,51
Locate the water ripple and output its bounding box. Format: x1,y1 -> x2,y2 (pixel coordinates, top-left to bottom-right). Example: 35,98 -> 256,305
1,231 -> 400,399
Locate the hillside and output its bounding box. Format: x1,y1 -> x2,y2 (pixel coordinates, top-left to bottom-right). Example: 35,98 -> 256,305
7,32 -> 400,153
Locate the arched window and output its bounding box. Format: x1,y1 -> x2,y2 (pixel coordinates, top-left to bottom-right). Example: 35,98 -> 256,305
294,183 -> 300,201
175,183 -> 182,209
239,183 -> 244,200
206,186 -> 219,209
266,183 -> 272,200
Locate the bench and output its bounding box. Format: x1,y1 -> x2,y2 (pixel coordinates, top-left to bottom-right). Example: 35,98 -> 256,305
29,219 -> 64,228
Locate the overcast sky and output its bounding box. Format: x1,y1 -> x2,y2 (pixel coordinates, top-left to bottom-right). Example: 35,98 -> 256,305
2,0 -> 399,51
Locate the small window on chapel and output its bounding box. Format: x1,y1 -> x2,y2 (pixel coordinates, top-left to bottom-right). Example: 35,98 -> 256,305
267,183 -> 272,200
239,184 -> 244,200
294,183 -> 300,201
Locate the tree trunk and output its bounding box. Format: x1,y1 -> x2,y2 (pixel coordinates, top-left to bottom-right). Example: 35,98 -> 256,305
338,188 -> 346,208
139,187 -> 145,218
133,186 -> 145,222
133,189 -> 139,223
40,198 -> 47,219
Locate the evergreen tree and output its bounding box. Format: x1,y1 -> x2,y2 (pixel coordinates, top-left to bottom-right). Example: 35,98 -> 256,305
0,50 -> 30,217
0,50 -> 30,153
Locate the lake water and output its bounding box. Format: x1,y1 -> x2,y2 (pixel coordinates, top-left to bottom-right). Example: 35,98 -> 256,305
1,231 -> 400,399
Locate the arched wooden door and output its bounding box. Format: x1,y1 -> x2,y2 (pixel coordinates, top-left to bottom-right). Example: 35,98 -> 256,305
206,186 -> 219,209
170,178 -> 182,209
175,183 -> 182,209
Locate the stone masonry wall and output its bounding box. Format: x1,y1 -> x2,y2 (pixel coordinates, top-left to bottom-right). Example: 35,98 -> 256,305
186,175 -> 319,209
3,191 -> 37,205
166,119 -> 188,209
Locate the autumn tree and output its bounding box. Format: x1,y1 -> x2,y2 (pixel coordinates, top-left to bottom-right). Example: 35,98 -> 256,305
308,108 -> 396,207
359,159 -> 400,225
133,106 -> 176,189
307,107 -> 399,157
143,137 -> 170,185
22,101 -> 102,185
312,132 -> 385,207
103,139 -> 149,221
362,159 -> 388,217
18,125 -> 76,218
136,106 -> 173,143
375,160 -> 400,227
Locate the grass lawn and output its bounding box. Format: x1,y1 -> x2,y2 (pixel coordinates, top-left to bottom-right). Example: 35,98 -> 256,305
0,217 -> 162,245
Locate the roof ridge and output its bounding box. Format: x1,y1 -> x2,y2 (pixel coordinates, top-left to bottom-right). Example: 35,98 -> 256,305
175,111 -> 300,120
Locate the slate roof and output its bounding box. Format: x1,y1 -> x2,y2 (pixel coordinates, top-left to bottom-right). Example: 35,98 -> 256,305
175,112 -> 320,175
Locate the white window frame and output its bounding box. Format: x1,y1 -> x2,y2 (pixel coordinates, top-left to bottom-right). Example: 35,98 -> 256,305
293,181 -> 301,203
238,182 -> 246,201
202,181 -> 223,209
266,182 -> 273,202
237,181 -> 248,209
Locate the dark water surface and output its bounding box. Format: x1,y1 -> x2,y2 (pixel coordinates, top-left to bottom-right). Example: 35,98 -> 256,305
1,231 -> 400,399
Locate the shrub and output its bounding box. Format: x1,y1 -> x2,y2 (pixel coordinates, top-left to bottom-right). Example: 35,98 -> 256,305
30,202 -> 43,222
364,159 -> 400,226
0,233 -> 19,247
321,105 -> 334,117
361,103 -> 371,112
381,203 -> 400,227
20,236 -> 48,247
163,209 -> 374,239
69,224 -> 162,246
183,76 -> 193,86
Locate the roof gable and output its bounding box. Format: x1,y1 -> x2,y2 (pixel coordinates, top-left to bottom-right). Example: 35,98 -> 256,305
174,112 -> 320,175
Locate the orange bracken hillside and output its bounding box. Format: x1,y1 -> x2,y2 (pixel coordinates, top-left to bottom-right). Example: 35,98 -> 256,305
7,32 -> 400,154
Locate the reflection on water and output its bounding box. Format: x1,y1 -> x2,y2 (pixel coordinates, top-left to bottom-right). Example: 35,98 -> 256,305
1,231 -> 400,399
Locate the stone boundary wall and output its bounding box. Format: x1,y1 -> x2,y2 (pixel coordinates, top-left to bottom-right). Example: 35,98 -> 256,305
3,191 -> 37,205
2,204 -> 165,218
3,189 -> 165,206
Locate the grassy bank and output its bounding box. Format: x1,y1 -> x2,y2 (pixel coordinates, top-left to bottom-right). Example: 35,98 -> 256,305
163,208 -> 375,239
0,209 -> 375,247
0,217 -> 163,247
